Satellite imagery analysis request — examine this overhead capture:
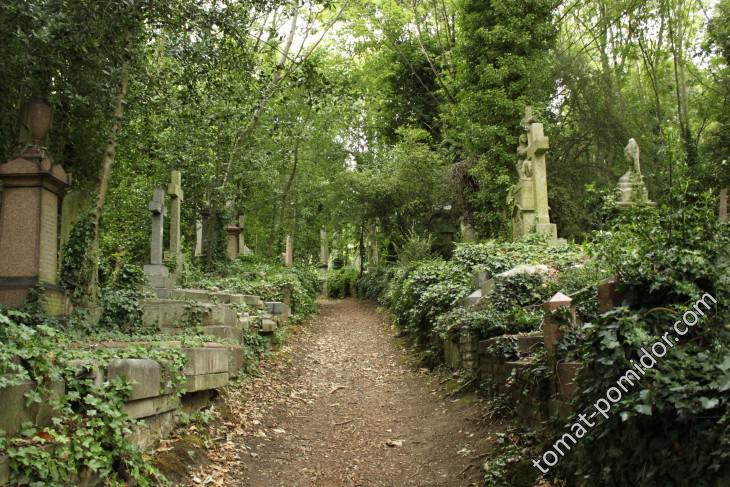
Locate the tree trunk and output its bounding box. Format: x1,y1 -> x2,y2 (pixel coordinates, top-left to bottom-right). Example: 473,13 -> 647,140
84,66 -> 129,304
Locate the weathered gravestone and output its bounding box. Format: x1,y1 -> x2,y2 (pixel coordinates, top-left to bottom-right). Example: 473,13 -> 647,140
719,189 -> 727,223
284,235 -> 293,267
512,107 -> 559,242
225,224 -> 242,259
144,189 -> 170,288
320,227 -> 329,268
238,214 -> 253,255
0,98 -> 69,314
166,170 -> 183,282
194,219 -> 203,257
614,138 -> 654,209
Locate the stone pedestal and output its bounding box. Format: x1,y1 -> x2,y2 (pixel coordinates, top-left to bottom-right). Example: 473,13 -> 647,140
615,171 -> 653,209
226,225 -> 242,259
0,148 -> 69,314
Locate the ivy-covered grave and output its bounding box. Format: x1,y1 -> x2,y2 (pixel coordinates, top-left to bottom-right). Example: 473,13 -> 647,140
0,252 -> 319,485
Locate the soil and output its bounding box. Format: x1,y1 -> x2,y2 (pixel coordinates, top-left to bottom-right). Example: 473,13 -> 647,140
157,298 -> 503,486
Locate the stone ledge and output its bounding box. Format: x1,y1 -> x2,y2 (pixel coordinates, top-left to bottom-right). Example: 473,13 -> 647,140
123,394 -> 180,420
183,348 -> 229,376
107,358 -> 161,401
186,372 -> 229,393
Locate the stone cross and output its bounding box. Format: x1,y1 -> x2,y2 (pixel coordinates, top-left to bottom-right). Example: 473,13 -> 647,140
167,171 -> 183,257
524,110 -> 551,228
148,189 -> 165,265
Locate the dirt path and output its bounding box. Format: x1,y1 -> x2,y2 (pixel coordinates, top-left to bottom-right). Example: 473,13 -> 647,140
171,299 -> 497,486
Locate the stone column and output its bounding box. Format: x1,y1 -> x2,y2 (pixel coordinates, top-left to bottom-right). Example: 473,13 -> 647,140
720,189 -> 728,223
226,225 -> 242,259
542,292 -> 574,358
166,171 -> 183,284
319,228 -> 329,267
144,189 -> 169,288
167,171 -> 183,258
238,214 -> 252,255
200,207 -> 212,259
194,219 -> 203,257
0,146 -> 69,314
284,235 -> 293,266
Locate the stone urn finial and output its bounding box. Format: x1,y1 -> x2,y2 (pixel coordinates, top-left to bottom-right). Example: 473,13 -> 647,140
27,97 -> 52,147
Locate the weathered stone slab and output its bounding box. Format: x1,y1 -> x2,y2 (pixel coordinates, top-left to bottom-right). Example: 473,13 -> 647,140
261,318 -> 277,333
0,380 -> 64,437
142,299 -> 191,328
128,410 -> 175,451
226,346 -> 246,377
265,301 -> 290,316
202,304 -> 239,327
107,359 -> 161,401
462,289 -> 482,307
186,372 -> 229,392
123,394 -> 179,420
203,325 -> 242,344
66,360 -> 104,388
183,348 -> 229,376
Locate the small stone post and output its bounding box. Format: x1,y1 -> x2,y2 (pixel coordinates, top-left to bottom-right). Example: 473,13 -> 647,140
284,235 -> 293,267
597,277 -> 623,313
542,292 -> 574,358
720,189 -> 728,223
144,189 -> 169,288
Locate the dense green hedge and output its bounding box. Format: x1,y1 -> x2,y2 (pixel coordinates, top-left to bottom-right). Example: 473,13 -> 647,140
181,254 -> 320,322
327,268 -> 359,298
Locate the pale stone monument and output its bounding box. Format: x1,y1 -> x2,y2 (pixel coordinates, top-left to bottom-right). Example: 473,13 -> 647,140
720,189 -> 728,223
512,107 -> 558,240
319,228 -> 329,268
225,224 -> 242,259
237,214 -> 253,255
166,171 -> 183,282
284,235 -> 293,267
144,189 -> 170,288
0,98 -> 69,314
614,138 -> 653,209
194,219 -> 203,257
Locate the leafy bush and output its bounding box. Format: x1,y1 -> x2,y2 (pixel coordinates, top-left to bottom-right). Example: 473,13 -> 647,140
396,229 -> 435,264
327,268 -> 359,298
558,194 -> 730,486
356,266 -> 395,300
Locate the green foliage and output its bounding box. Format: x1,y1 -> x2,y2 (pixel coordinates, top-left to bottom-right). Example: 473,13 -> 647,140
327,268 -> 359,299
0,310 -> 173,485
444,0 -> 557,236
356,266 -> 396,300
60,215 -> 96,306
558,198 -> 730,486
181,255 -> 320,323
396,229 -> 435,264
98,263 -> 148,333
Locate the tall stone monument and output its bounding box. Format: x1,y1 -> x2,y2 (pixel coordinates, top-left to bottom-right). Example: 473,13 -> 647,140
194,219 -> 203,257
284,235 -> 293,267
166,171 -> 183,282
237,214 -> 253,255
144,189 -> 169,288
614,138 -> 653,209
0,98 -> 70,314
319,228 -> 329,268
225,224 -> 242,259
512,107 -> 558,240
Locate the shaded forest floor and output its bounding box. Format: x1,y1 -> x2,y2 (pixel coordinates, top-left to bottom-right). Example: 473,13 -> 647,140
156,299 -> 502,486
